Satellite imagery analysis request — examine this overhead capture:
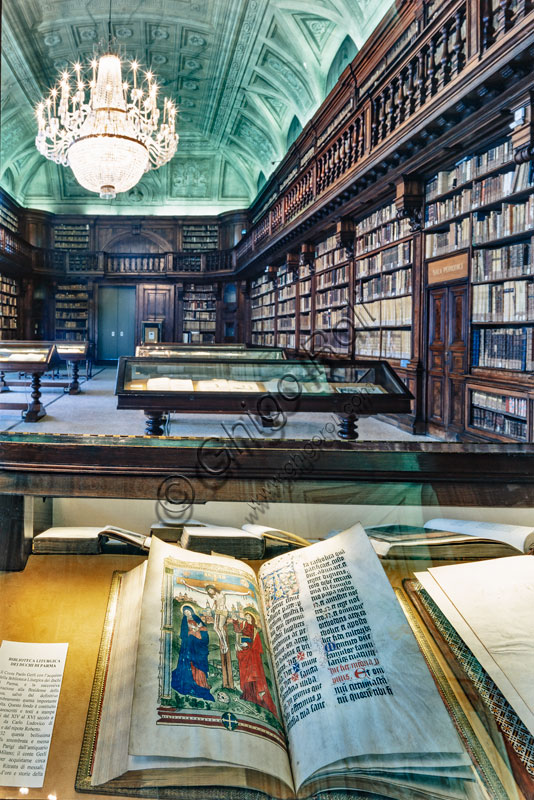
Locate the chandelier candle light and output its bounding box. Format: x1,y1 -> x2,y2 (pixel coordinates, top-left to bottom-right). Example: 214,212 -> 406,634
35,55 -> 178,199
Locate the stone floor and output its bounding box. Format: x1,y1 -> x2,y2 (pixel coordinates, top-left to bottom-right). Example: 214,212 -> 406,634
0,367 -> 436,440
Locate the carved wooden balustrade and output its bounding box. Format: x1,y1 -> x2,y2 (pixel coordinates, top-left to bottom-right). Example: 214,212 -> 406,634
371,6 -> 466,148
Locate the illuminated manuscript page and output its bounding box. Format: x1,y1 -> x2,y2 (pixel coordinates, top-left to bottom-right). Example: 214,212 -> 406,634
259,525 -> 468,791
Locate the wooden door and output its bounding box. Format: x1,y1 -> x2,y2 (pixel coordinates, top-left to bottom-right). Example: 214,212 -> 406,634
426,283 -> 468,437
137,284 -> 174,342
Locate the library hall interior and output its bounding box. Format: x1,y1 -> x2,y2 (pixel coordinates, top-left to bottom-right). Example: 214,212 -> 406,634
2,2 -> 534,800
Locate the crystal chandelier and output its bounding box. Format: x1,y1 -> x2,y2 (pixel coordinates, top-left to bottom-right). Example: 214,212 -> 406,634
35,54 -> 178,199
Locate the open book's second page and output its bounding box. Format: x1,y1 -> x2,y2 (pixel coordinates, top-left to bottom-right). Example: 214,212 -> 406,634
417,555 -> 534,737
129,537 -> 293,790
259,525 -> 469,791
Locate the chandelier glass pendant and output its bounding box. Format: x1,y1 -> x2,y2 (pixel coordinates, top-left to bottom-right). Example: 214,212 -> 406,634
35,53 -> 178,199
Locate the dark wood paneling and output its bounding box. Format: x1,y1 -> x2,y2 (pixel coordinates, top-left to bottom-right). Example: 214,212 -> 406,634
136,283 -> 175,342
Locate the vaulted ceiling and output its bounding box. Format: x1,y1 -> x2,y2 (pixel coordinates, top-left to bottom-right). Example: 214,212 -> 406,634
1,0 -> 393,215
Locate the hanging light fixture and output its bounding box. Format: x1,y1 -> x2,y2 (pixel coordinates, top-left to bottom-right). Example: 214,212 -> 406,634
35,5 -> 178,199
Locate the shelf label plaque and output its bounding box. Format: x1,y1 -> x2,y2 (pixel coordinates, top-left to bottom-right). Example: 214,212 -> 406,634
427,253 -> 469,285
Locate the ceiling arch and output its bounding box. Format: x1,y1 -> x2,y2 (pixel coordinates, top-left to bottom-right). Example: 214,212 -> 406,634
0,0 -> 395,215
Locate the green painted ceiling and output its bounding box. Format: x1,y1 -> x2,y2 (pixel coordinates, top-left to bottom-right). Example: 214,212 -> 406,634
1,0 -> 393,216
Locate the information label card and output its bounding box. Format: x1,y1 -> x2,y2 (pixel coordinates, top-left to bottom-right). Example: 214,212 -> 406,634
0,640 -> 68,788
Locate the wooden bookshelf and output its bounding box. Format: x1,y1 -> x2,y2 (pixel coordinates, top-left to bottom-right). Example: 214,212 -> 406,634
182,282 -> 217,343
353,202 -> 413,365
275,260 -> 297,350
250,273 -> 276,347
0,275 -> 19,339
313,234 -> 352,356
424,134 -> 534,441
0,198 -> 18,234
54,282 -> 91,342
182,224 -> 218,251
53,223 -> 91,272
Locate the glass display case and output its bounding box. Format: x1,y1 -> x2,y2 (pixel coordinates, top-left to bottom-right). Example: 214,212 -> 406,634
0,433 -> 533,800
0,343 -> 57,421
54,341 -> 90,394
116,356 -> 413,436
135,344 -> 287,360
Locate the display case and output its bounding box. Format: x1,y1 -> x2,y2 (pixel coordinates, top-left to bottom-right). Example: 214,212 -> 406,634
0,435 -> 534,800
135,344 -> 287,360
54,341 -> 91,394
0,343 -> 57,421
115,356 -> 413,436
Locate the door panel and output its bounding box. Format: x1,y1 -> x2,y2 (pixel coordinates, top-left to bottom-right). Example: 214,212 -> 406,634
97,287 -> 136,360
116,287 -> 136,358
97,287 -> 118,360
426,284 -> 468,436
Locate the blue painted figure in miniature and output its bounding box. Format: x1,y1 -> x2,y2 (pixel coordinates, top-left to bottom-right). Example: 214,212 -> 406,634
171,605 -> 214,702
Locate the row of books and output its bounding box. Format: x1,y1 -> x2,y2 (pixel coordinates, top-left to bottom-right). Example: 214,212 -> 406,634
353,296 -> 412,328
277,332 -> 296,348
314,234 -> 337,257
425,218 -> 470,258
470,389 -> 527,417
277,317 -> 294,331
300,296 -> 311,311
355,218 -> 410,256
470,406 -> 527,439
184,283 -> 216,292
314,246 -> 351,272
251,291 -> 276,308
0,279 -> 17,295
354,329 -> 411,360
183,320 -> 216,331
251,332 -> 275,346
183,312 -> 215,322
316,265 -> 349,288
251,319 -> 275,332
299,312 -> 312,330
315,286 -> 349,309
472,242 -> 532,282
56,311 -> 88,319
299,263 -> 313,280
277,284 -> 296,301
355,242 -> 411,277
278,299 -> 296,315
0,295 -> 17,306
471,327 -> 534,371
355,200 -> 397,234
276,269 -> 294,288
357,268 -> 412,302
472,280 -> 534,322
472,169 -> 514,208
182,301 -> 215,311
425,140 -> 513,200
299,279 -> 312,296
473,197 -> 534,244
315,308 -> 350,328
425,188 -> 471,226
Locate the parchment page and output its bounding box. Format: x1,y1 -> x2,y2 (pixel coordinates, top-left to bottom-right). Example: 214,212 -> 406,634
129,538 -> 293,789
259,525 -> 467,790
0,641 -> 68,788
418,555 -> 534,736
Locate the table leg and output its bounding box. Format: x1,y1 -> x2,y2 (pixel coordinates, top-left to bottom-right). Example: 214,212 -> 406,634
24,373 -> 46,422
338,413 -> 359,440
145,412 -> 165,436
0,370 -> 10,392
67,361 -> 81,395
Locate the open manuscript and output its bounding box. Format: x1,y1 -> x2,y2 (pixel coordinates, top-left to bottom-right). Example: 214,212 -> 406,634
78,526 -> 475,800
